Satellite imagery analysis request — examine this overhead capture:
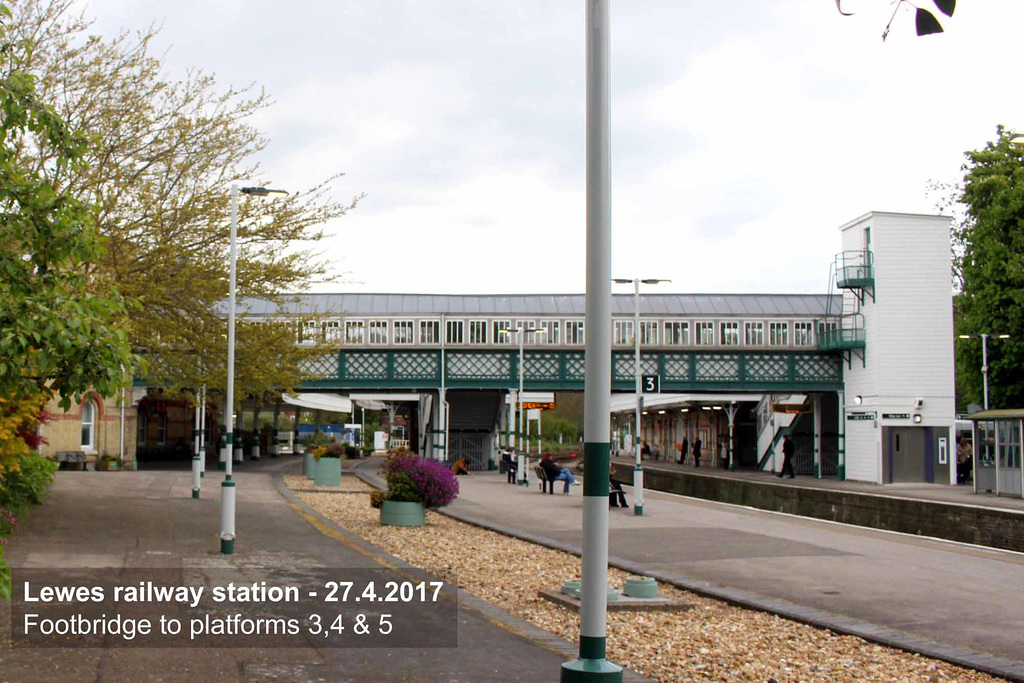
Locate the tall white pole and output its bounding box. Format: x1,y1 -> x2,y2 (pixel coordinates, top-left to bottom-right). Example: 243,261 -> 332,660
633,279 -> 644,515
563,1 -> 620,679
517,330 -> 528,485
221,184 -> 239,555
981,333 -> 990,411
199,386 -> 207,476
191,389 -> 201,498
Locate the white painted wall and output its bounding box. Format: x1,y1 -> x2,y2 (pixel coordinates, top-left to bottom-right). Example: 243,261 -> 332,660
839,212 -> 955,484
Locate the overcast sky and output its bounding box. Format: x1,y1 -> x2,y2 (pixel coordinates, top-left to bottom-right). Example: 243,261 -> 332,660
79,0 -> 1024,296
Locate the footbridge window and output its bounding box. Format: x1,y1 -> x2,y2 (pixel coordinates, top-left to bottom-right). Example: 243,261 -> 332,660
720,321 -> 739,346
493,320 -> 511,344
394,320 -> 414,345
696,321 -> 714,345
420,320 -> 440,344
664,321 -> 689,345
794,321 -> 814,347
540,320 -> 560,344
446,319 -> 464,345
468,320 -> 487,344
640,320 -> 658,345
369,320 -> 388,345
323,320 -> 341,343
614,320 -> 634,346
769,321 -> 789,346
745,321 -> 764,346
565,320 -> 585,345
345,321 -> 365,344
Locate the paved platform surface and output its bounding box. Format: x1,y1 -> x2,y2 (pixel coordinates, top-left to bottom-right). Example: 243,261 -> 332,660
423,467 -> 1024,681
0,458 -> 639,683
614,452 -> 1024,512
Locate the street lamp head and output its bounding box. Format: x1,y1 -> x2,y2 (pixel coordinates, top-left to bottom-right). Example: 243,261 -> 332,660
611,278 -> 633,284
958,334 -> 973,339
240,186 -> 289,197
641,278 -> 671,285
998,334 -> 1011,339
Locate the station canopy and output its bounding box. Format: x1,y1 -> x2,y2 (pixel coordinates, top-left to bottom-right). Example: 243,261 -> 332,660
282,393 -> 353,414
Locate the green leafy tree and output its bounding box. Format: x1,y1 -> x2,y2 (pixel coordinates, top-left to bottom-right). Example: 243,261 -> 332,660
0,2 -> 133,408
954,127 -> 1024,410
5,0 -> 360,407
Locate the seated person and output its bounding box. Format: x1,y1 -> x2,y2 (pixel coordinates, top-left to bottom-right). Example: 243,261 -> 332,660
540,454 -> 579,494
609,475 -> 628,508
502,450 -> 517,483
451,457 -> 470,475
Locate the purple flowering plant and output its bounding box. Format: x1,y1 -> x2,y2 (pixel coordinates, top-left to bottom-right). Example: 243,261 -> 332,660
381,449 -> 459,509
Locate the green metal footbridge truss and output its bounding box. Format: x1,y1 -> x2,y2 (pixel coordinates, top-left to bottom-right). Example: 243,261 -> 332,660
300,349 -> 843,393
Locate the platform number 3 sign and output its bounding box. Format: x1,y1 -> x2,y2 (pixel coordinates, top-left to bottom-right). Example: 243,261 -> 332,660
642,375 -> 660,393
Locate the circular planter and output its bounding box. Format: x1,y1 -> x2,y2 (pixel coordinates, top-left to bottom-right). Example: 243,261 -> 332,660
313,457 -> 342,487
303,453 -> 315,478
623,577 -> 658,599
380,500 -> 426,527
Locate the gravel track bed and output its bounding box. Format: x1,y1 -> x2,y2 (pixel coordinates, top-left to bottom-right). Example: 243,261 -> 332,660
286,482 -> 998,682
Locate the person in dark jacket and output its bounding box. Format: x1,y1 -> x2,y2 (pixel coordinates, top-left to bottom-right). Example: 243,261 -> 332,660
609,475 -> 628,508
540,454 -> 579,494
679,437 -> 689,465
640,441 -> 651,460
779,436 -> 796,478
693,438 -> 702,467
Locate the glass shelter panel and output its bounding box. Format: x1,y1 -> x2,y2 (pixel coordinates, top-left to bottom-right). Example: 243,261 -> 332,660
998,420 -> 1022,496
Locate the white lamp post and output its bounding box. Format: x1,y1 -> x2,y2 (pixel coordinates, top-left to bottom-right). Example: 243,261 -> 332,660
221,184 -> 287,555
500,326 -> 546,485
959,333 -> 1011,410
563,1 -> 621,679
612,277 -> 669,516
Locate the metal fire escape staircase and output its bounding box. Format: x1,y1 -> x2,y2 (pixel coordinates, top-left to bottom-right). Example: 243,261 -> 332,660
818,250 -> 872,369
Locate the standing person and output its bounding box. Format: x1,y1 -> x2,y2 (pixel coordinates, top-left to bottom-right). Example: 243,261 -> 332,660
640,440 -> 651,461
779,436 -> 796,478
679,437 -> 689,465
693,437 -> 702,468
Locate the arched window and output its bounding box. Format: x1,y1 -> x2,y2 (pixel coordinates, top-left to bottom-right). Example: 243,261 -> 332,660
81,400 -> 97,450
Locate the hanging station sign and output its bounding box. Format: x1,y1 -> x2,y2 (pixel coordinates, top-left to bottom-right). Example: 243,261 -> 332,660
847,411 -> 876,421
772,402 -> 813,414
882,413 -> 911,420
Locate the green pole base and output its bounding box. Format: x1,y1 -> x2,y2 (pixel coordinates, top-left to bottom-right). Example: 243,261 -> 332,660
837,463 -> 846,481
220,538 -> 234,555
633,505 -> 643,516
200,471 -> 205,478
728,462 -> 735,472
192,490 -> 199,499
814,462 -> 820,478
561,659 -> 623,682
217,463 -> 226,471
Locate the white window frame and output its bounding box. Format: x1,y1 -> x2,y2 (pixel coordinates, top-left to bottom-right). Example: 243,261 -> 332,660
157,413 -> 167,445
613,320 -> 634,346
696,321 -> 714,345
769,321 -> 789,347
640,320 -> 658,346
394,319 -> 415,345
419,319 -> 440,345
720,321 -> 739,346
298,320 -> 318,346
446,319 -> 464,345
565,320 -> 585,345
744,321 -> 764,346
540,319 -> 560,345
81,399 -> 96,451
664,321 -> 689,346
368,320 -> 388,345
493,319 -> 512,345
322,320 -> 341,343
794,321 -> 814,347
345,320 -> 365,345
468,320 -> 488,345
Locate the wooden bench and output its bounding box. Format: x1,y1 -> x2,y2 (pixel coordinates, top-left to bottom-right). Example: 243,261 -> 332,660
534,465 -> 555,494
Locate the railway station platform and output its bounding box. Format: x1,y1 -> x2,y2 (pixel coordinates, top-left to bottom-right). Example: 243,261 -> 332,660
355,461 -> 1024,682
